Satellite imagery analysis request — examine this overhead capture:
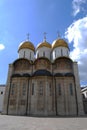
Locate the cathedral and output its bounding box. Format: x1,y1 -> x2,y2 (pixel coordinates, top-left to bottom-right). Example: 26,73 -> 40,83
3,35 -> 84,116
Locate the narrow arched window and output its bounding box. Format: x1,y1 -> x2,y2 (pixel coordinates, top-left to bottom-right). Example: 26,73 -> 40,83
58,83 -> 61,95
37,53 -> 39,58
69,83 -> 73,95
43,51 -> 45,57
49,83 -> 52,96
11,83 -> 15,95
32,83 -> 34,95
30,52 -> 31,60
24,51 -> 25,58
61,49 -> 63,56
39,81 -> 43,95
22,83 -> 26,96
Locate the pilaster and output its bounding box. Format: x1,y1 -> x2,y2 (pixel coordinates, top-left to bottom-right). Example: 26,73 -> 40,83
73,62 -> 84,115
3,64 -> 14,114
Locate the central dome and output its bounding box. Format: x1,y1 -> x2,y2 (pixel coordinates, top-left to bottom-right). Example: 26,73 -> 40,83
52,39 -> 69,50
18,41 -> 35,52
36,41 -> 51,50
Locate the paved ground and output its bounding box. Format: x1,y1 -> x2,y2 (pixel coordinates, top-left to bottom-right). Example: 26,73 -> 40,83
0,115 -> 87,130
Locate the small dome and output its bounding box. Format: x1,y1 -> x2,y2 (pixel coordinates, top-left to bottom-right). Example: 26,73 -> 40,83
18,41 -> 35,52
36,41 -> 51,50
52,39 -> 69,50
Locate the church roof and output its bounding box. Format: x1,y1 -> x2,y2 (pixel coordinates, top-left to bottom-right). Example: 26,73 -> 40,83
36,40 -> 51,50
18,40 -> 35,52
52,38 -> 69,50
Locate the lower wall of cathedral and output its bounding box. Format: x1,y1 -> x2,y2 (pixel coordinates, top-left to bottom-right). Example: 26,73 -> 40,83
3,76 -> 83,116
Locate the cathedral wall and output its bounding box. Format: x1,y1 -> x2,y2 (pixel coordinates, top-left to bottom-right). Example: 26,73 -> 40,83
8,77 -> 29,115
18,49 -> 34,61
3,64 -> 14,114
52,47 -> 69,60
3,50 -> 84,116
13,58 -> 33,76
73,62 -> 84,115
53,58 -> 73,74
55,77 -> 65,116
33,58 -> 52,73
36,47 -> 51,60
55,77 -> 77,116
29,76 -> 55,116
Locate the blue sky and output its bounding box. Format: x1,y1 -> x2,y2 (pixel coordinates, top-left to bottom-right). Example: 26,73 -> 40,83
0,0 -> 87,86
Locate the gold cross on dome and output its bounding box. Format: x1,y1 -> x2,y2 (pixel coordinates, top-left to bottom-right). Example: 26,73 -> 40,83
43,32 -> 47,41
57,31 -> 61,39
26,33 -> 29,41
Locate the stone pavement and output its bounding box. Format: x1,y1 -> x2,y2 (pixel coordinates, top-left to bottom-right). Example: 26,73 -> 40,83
0,115 -> 87,130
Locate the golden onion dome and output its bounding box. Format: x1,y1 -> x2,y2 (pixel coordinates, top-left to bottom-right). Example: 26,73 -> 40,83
52,39 -> 69,50
18,40 -> 35,52
36,41 -> 51,50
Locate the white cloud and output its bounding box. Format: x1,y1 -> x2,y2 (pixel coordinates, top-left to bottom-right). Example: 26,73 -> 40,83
0,44 -> 5,50
72,0 -> 87,16
65,16 -> 87,85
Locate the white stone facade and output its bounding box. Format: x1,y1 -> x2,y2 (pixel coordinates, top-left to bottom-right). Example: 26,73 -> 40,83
52,47 -> 69,61
36,47 -> 51,60
18,49 -> 34,61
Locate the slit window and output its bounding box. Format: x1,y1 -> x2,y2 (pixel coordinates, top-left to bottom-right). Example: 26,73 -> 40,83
49,83 -> 52,96
22,83 -> 26,96
43,51 -> 45,57
24,51 -> 25,58
37,53 -> 39,58
11,83 -> 15,95
69,83 -> 73,95
39,81 -> 43,95
32,83 -> 34,95
61,49 -> 63,56
58,83 -> 61,95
